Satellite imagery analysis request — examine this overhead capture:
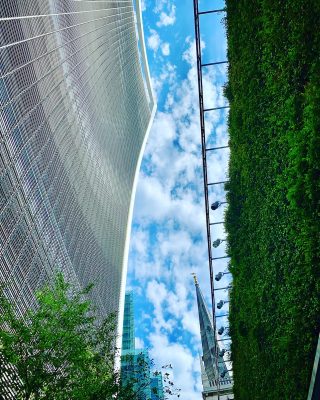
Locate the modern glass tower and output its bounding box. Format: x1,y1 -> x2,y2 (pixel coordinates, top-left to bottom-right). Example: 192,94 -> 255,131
122,291 -> 135,351
121,291 -> 164,400
0,0 -> 156,327
150,375 -> 164,400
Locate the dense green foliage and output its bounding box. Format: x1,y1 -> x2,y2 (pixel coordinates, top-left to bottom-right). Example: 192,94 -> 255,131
0,274 -> 124,399
0,274 -> 167,400
224,1 -> 320,398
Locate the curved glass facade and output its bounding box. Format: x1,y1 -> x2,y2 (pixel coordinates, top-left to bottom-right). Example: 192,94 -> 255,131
0,0 -> 155,317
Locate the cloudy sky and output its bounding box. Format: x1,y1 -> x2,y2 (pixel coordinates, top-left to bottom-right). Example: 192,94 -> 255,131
126,0 -> 230,398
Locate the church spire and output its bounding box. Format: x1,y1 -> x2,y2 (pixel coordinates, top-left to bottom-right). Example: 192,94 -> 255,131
193,275 -> 218,386
191,272 -> 199,286
193,275 -> 231,392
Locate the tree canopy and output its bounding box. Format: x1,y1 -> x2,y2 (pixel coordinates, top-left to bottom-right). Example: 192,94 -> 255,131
0,273 -> 171,400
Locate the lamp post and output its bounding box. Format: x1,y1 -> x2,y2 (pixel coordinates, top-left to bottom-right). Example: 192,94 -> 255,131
211,201 -> 226,210
212,238 -> 226,248
217,300 -> 229,309
215,271 -> 231,281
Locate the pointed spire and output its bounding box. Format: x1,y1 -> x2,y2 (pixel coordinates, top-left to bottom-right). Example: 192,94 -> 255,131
194,280 -> 218,386
191,272 -> 199,286
194,279 -> 231,389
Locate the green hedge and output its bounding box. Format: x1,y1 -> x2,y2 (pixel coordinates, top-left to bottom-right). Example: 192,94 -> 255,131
224,1 -> 320,398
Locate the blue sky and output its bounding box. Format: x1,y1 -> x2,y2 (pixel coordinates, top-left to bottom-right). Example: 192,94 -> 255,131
127,0 -> 230,398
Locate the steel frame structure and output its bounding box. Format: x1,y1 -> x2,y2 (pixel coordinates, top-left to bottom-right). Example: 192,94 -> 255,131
193,1 -> 233,398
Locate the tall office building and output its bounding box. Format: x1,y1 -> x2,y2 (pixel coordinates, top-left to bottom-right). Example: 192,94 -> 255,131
121,291 -> 164,400
193,276 -> 234,400
0,0 -> 155,328
121,348 -> 152,400
122,291 -> 135,351
150,375 -> 164,400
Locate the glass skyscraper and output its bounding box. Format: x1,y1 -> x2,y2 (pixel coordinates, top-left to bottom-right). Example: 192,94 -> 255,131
0,0 -> 155,328
121,291 -> 164,400
151,375 -> 164,400
122,291 -> 135,351
121,349 -> 152,400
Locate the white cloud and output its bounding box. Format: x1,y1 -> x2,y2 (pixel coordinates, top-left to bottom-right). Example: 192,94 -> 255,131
147,31 -> 170,59
153,0 -> 167,13
147,29 -> 161,52
146,280 -> 175,333
156,5 -> 176,27
149,332 -> 202,399
151,62 -> 176,99
135,337 -> 145,348
182,307 -> 201,338
134,174 -> 206,235
161,42 -> 170,56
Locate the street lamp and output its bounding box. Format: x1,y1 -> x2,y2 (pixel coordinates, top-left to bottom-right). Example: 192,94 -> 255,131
212,238 -> 226,248
218,326 -> 225,335
215,271 -> 231,281
221,369 -> 228,378
217,299 -> 229,309
219,349 -> 226,357
211,201 -> 222,210
215,272 -> 223,281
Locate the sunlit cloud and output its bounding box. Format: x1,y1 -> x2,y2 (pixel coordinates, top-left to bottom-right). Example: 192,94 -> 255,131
156,5 -> 176,27
147,29 -> 161,52
161,42 -> 170,56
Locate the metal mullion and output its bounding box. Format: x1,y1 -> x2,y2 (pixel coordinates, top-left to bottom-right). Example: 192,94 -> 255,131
0,194 -> 36,256
204,105 -> 229,112
0,4 -> 133,23
1,68 -> 88,179
207,180 -> 228,186
0,8 -> 133,51
198,8 -> 226,15
0,136 -> 60,221
201,61 -> 228,67
1,14 -> 134,112
6,24 -> 137,138
214,286 -> 231,291
3,21 -> 137,184
206,145 -> 229,151
0,86 -> 86,277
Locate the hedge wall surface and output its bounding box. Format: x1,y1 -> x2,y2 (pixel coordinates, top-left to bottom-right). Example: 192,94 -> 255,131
224,1 -> 320,399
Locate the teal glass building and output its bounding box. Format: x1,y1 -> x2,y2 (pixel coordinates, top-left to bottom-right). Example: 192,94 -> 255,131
121,349 -> 152,400
121,291 -> 164,400
151,375 -> 164,400
122,292 -> 135,351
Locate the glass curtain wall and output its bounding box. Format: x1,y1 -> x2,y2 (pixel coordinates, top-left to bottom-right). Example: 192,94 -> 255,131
0,0 -> 154,318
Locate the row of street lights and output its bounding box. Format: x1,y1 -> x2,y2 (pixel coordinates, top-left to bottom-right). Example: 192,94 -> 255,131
211,201 -> 226,249
211,198 -> 231,374
211,200 -> 230,309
